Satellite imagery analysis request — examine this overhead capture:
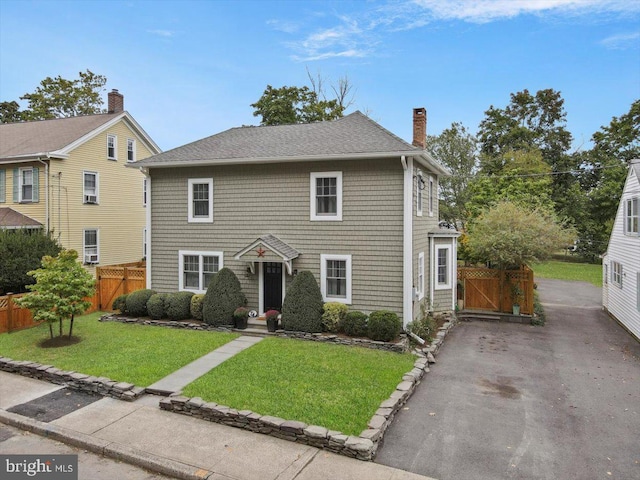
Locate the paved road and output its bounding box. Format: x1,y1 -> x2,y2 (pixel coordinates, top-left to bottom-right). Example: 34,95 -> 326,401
0,423 -> 175,480
376,278 -> 640,480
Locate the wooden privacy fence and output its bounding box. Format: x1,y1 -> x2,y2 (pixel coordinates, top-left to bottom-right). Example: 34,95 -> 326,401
0,293 -> 38,333
458,265 -> 534,315
93,262 -> 146,311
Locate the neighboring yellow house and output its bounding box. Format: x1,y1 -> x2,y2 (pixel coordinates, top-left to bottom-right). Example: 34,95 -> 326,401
0,90 -> 161,275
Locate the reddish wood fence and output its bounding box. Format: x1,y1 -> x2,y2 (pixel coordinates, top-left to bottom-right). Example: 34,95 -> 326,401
0,262 -> 146,333
458,265 -> 534,315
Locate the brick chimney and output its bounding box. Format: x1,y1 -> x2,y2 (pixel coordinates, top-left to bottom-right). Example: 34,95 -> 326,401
412,107 -> 427,149
108,89 -> 124,113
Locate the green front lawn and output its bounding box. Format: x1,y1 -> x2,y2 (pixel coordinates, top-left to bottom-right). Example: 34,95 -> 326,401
0,312 -> 238,386
183,337 -> 416,436
531,260 -> 602,287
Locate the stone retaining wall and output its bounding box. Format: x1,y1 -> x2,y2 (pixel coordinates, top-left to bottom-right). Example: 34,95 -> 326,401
160,316 -> 456,461
0,357 -> 145,401
100,314 -> 409,353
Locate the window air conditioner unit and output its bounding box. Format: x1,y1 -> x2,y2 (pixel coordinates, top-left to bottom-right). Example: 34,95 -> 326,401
85,254 -> 99,264
85,194 -> 97,204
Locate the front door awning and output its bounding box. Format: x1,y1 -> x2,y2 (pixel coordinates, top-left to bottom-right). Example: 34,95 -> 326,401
233,234 -> 300,275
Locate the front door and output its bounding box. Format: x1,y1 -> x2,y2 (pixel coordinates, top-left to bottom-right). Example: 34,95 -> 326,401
263,262 -> 283,312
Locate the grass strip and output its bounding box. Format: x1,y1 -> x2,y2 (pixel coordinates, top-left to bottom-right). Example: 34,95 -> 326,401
183,336 -> 416,436
0,312 -> 238,386
531,260 -> 602,287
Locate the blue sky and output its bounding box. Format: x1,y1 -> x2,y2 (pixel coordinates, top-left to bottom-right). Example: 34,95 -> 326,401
1,0 -> 638,152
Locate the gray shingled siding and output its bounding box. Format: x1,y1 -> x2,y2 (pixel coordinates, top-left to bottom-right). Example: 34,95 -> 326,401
150,158 -> 404,316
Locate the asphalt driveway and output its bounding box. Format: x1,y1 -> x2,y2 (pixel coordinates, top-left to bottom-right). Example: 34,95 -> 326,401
376,278 -> 640,480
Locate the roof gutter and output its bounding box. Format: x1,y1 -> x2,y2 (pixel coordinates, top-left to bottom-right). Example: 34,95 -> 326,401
0,152 -> 68,163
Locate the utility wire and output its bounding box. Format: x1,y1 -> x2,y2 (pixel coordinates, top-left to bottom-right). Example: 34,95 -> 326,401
459,163 -> 626,180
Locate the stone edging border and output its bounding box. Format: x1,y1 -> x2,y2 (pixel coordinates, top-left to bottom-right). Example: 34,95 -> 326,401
99,314 -> 410,353
159,315 -> 457,461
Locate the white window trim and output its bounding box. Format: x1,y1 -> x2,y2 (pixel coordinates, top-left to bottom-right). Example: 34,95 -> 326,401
416,170 -> 423,217
611,261 -> 623,288
178,250 -> 224,294
127,138 -> 136,162
83,171 -> 99,204
107,134 -> 117,160
188,178 -> 214,223
417,252 -> 425,300
310,171 -> 343,221
435,245 -> 452,290
18,167 -> 34,203
624,197 -> 639,236
428,175 -> 434,217
320,253 -> 352,304
83,228 -> 100,264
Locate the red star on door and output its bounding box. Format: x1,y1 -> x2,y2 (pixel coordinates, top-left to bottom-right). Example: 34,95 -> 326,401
256,247 -> 266,257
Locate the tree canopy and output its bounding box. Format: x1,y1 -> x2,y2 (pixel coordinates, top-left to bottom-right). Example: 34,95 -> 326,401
0,69 -> 106,123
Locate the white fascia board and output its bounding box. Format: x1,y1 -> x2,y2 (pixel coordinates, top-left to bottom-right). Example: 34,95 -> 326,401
0,153 -> 67,163
414,151 -> 451,176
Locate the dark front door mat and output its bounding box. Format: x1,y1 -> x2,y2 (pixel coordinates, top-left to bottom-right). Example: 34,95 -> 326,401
7,388 -> 102,423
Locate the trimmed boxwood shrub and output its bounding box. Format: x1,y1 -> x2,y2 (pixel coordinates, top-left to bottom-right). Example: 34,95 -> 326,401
343,311 -> 368,337
190,294 -> 205,321
112,294 -> 128,314
165,291 -> 195,320
322,302 -> 348,333
147,293 -> 167,320
125,289 -> 156,317
367,310 -> 401,342
202,268 -> 247,326
281,270 -> 323,333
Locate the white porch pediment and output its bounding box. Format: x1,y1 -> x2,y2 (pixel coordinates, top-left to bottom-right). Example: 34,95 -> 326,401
233,234 -> 300,274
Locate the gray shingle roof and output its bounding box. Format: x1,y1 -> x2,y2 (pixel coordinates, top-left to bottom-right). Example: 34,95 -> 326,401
134,111 -> 424,167
0,114 -> 121,159
0,207 -> 42,229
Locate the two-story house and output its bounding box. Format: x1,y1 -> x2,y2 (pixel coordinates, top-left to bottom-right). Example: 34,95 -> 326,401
602,158 -> 640,341
0,90 -> 161,274
131,108 -> 458,326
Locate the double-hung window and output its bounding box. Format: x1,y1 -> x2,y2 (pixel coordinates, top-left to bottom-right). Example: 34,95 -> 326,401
83,171 -> 98,204
611,261 -> 623,288
0,170 -> 6,203
435,245 -> 451,289
320,254 -> 352,304
417,252 -> 425,299
127,138 -> 136,162
310,172 -> 342,221
416,170 -> 423,216
428,175 -> 434,216
188,178 -> 213,222
624,197 -> 639,235
83,229 -> 99,264
107,134 -> 117,160
15,167 -> 38,203
179,250 -> 223,293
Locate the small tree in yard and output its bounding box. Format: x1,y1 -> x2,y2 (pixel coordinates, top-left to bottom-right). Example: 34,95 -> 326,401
202,268 -> 246,326
281,271 -> 324,333
14,249 -> 95,340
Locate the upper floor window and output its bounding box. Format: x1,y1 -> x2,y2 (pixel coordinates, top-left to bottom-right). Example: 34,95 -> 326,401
435,245 -> 451,289
0,169 -> 6,203
188,178 -> 213,222
107,134 -> 117,160
624,197 -> 638,235
320,254 -> 352,304
611,261 -> 623,288
179,250 -> 223,293
143,178 -> 148,207
83,229 -> 99,264
127,138 -> 136,162
416,170 -> 424,217
83,171 -> 99,204
429,175 -> 434,217
310,171 -> 342,221
13,167 -> 38,203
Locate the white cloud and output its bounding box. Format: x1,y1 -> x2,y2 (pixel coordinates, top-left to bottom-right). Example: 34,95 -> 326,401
600,31 -> 640,49
147,29 -> 175,38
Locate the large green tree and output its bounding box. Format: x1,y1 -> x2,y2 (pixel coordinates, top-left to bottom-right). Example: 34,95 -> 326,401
0,70 -> 106,123
14,249 -> 95,340
426,122 -> 478,229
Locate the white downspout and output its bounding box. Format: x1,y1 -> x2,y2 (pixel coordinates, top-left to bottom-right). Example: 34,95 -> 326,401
36,158 -> 49,233
402,155 -> 413,328
430,238 -> 435,311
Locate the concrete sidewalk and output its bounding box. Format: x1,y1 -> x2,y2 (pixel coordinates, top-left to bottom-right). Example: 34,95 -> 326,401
0,345 -> 435,480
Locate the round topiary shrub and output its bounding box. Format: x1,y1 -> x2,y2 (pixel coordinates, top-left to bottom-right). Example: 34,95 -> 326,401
112,294 -> 128,314
165,291 -> 195,320
367,310 -> 401,342
202,268 -> 247,326
343,311 -> 368,337
281,270 -> 324,333
322,302 -> 348,333
125,289 -> 156,317
190,294 -> 205,321
147,293 -> 167,320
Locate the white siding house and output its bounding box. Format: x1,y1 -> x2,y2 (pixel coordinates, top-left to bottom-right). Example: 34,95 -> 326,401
602,158 -> 640,341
